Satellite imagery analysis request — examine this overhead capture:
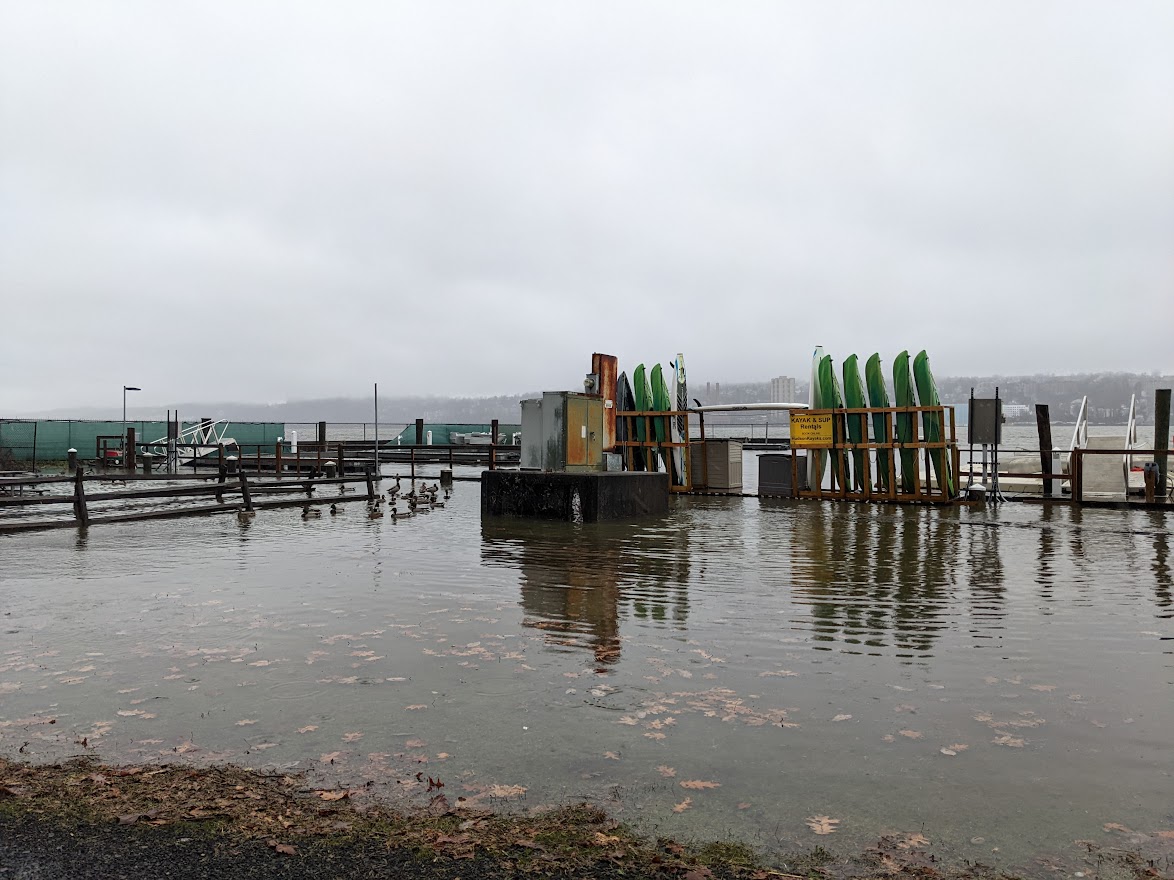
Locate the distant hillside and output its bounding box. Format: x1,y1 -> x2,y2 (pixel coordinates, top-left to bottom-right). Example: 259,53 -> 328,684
21,372 -> 1172,425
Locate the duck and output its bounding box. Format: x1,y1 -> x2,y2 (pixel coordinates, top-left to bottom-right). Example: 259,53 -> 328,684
302,506 -> 322,519
368,506 -> 384,519
330,504 -> 341,515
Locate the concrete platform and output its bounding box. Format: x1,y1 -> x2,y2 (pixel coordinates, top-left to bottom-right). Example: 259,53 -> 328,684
481,470 -> 670,522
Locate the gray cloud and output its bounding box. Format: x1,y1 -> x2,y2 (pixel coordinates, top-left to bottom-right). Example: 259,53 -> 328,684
3,1 -> 1172,414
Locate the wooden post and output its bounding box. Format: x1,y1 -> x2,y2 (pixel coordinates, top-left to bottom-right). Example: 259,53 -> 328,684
296,445 -> 301,475
448,446 -> 454,469
1035,404 -> 1055,497
239,472 -> 253,512
337,443 -> 345,475
365,468 -> 375,500
275,442 -> 283,478
1072,448 -> 1083,503
415,419 -> 424,446
1154,388 -> 1170,497
490,419 -> 498,472
317,421 -> 327,445
126,427 -> 136,471
255,445 -> 261,474
410,446 -> 416,480
217,443 -> 225,471
73,467 -> 89,527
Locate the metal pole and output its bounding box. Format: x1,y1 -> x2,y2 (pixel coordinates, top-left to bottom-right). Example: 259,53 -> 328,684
374,382 -> 380,481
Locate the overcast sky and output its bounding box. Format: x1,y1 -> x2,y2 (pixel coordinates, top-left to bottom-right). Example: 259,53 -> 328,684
2,2 -> 1171,414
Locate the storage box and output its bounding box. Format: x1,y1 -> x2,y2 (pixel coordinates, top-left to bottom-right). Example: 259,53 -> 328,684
689,440 -> 743,491
759,453 -> 808,497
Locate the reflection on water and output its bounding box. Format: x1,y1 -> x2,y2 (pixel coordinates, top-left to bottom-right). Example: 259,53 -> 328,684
481,519 -> 690,668
2,492 -> 1173,876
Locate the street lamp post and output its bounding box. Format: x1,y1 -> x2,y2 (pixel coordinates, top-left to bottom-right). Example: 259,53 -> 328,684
122,386 -> 141,454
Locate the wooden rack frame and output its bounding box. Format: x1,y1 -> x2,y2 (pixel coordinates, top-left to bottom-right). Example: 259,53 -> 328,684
793,405 -> 960,504
613,410 -> 692,492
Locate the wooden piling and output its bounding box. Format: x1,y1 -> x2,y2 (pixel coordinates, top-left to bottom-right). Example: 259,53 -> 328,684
317,421 -> 327,445
1155,388 -> 1170,497
239,471 -> 253,512
415,419 -> 424,446
275,442 -> 283,477
216,464 -> 227,502
1035,404 -> 1055,497
126,427 -> 136,471
365,469 -> 374,500
337,443 -> 345,476
73,468 -> 89,527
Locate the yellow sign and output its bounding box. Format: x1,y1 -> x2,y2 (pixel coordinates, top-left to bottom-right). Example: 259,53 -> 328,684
789,411 -> 834,447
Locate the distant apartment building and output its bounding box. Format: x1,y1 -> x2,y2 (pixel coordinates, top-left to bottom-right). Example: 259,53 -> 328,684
770,376 -> 797,403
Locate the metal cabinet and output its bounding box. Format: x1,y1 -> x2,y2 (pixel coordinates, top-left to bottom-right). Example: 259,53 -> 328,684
520,392 -> 605,472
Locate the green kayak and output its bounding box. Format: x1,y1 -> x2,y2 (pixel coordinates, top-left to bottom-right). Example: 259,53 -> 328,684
632,364 -> 655,471
817,355 -> 849,491
864,353 -> 892,493
842,354 -> 868,491
893,350 -> 918,493
651,364 -> 673,478
913,350 -> 953,496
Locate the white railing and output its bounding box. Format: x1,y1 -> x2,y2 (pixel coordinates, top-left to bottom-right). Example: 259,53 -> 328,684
1066,396 -> 1088,470
1123,393 -> 1137,493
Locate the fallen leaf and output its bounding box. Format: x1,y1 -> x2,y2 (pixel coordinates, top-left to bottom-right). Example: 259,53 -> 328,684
342,732 -> 364,743
947,743 -> 969,752
316,790 -> 349,801
319,751 -> 341,763
805,815 -> 840,835
1103,822 -> 1132,834
235,719 -> 258,726
737,802 -> 751,810
405,738 -> 427,748
897,832 -> 930,849
296,725 -> 318,734
680,780 -> 721,790
643,731 -> 666,741
656,765 -> 676,778
898,729 -> 923,740
274,843 -> 297,856
1029,684 -> 1056,692
486,784 -> 527,799
672,797 -> 693,813
992,734 -> 1026,748
603,751 -> 620,761
832,714 -> 852,722
405,705 -> 427,711
940,748 -> 957,756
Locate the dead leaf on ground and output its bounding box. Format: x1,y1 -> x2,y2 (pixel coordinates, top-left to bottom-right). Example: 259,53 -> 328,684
486,784 -> 527,799
296,725 -> 317,734
235,719 -> 258,726
342,732 -> 364,743
405,705 -> 427,711
992,734 -> 1026,748
1103,822 -> 1132,834
265,839 -> 298,855
405,738 -> 427,748
603,751 -> 620,761
316,789 -> 350,801
897,832 -> 930,849
680,780 -> 721,790
656,765 -> 676,778
672,797 -> 693,813
805,815 -> 840,835
898,729 -> 923,740
737,802 -> 751,810
832,714 -> 852,722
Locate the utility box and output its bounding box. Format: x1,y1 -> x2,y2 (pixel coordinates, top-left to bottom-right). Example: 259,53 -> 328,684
520,392 -> 606,472
759,453 -> 808,497
690,440 -> 743,491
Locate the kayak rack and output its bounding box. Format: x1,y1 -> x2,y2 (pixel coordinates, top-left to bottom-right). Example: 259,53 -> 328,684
790,405 -> 960,504
613,409 -> 693,492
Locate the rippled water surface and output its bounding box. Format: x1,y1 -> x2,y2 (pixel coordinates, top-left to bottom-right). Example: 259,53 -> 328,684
2,475 -> 1172,874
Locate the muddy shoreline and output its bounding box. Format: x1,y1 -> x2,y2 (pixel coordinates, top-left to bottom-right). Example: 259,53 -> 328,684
3,758 -> 1167,880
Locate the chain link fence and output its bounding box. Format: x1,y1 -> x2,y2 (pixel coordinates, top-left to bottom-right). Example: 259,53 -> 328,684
0,420 -> 37,470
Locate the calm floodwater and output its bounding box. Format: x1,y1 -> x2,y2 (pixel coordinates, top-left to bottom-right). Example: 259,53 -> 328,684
2,475 -> 1171,874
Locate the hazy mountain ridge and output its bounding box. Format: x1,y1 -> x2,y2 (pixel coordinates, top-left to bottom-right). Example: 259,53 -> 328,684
18,372 -> 1173,425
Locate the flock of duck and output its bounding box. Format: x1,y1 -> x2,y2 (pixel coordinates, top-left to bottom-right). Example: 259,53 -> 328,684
363,476 -> 451,520
233,476 -> 454,523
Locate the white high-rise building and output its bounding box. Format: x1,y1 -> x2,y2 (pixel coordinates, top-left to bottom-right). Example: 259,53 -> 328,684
771,376 -> 797,403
